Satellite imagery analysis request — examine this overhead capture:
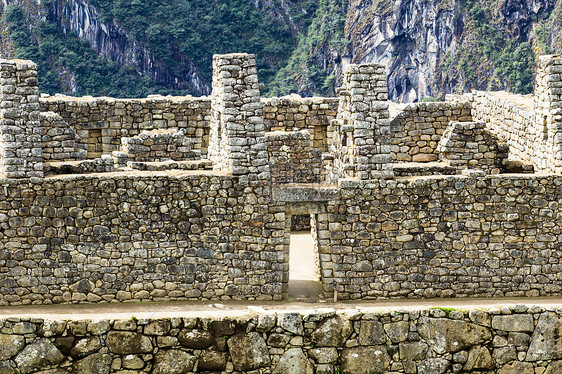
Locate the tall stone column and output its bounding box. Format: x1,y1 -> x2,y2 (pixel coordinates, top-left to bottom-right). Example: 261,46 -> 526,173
328,63 -> 393,182
0,59 -> 43,178
208,53 -> 270,184
534,55 -> 562,173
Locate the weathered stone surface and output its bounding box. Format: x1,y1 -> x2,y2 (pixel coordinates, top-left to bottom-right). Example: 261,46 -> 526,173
14,339 -> 64,374
492,315 -> 534,332
272,348 -> 314,374
341,346 -> 390,374
545,361 -> 562,374
399,341 -> 428,361
72,353 -> 112,374
497,361 -> 534,374
37,321 -> 66,337
0,362 -> 15,374
463,346 -> 495,371
227,332 -> 271,371
417,358 -> 450,374
358,320 -> 386,345
278,313 -> 304,335
308,347 -> 338,364
384,321 -> 409,343
70,337 -> 102,358
198,351 -> 228,372
527,313 -> 562,361
0,334 -> 25,360
417,317 -> 491,353
106,331 -> 152,354
177,329 -> 214,349
144,320 -> 171,335
494,346 -> 517,365
311,316 -> 353,347
152,349 -> 196,374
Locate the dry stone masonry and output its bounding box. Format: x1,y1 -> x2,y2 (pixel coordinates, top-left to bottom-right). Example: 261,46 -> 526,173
0,54 -> 562,303
0,306 -> 561,373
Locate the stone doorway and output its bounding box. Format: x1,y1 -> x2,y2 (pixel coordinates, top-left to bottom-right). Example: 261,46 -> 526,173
288,214 -> 322,300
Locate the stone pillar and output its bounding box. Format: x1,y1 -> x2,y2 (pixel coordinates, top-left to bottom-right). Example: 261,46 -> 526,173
328,64 -> 393,181
0,59 -> 43,178
208,53 -> 270,184
534,55 -> 562,173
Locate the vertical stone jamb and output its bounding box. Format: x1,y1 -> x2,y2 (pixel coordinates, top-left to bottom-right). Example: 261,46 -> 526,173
534,55 -> 562,173
208,53 -> 270,184
328,63 -> 393,182
0,59 -> 43,178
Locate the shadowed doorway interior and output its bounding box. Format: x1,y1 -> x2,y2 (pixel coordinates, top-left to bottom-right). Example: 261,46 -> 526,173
289,214 -> 322,301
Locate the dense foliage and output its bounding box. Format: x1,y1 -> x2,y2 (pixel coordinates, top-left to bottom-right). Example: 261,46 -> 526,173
2,4 -> 171,97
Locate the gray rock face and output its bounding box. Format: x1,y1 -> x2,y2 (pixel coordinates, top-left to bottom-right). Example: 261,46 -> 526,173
417,358 -> 450,374
177,329 -> 214,349
272,348 -> 314,374
358,320 -> 386,345
399,341 -> 428,361
227,332 -> 271,371
14,339 -> 64,374
341,346 -> 390,374
463,346 -> 495,371
70,337 -> 102,358
384,321 -> 409,343
492,315 -> 534,332
277,313 -> 304,335
106,331 -> 152,354
72,353 -> 112,374
417,317 -> 491,353
527,313 -> 562,361
0,334 -> 25,360
152,349 -> 196,374
311,316 -> 353,347
497,361 -> 534,374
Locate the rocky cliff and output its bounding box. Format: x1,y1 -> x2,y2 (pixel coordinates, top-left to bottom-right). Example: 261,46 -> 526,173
44,0 -> 209,94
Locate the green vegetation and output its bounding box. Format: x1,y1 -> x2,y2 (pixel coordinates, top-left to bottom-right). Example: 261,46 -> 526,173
2,4 -> 169,97
87,0 -> 300,88
268,0 -> 348,96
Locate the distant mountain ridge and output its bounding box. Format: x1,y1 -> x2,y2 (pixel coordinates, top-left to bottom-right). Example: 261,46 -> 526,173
1,0 -> 561,101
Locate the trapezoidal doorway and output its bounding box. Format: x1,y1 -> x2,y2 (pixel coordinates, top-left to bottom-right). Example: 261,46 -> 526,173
288,214 -> 322,300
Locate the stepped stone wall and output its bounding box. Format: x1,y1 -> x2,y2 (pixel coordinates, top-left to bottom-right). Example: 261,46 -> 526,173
0,306 -> 562,373
390,101 -> 473,162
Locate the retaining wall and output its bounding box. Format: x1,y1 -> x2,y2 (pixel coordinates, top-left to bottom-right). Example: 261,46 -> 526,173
0,306 -> 561,373
319,174 -> 562,300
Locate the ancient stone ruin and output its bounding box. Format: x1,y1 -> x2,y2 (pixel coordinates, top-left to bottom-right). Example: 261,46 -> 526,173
0,54 -> 561,305
1,53 -> 562,373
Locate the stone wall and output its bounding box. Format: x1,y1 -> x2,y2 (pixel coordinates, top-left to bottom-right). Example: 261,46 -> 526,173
0,172 -> 286,305
262,96 -> 338,152
390,101 -> 473,162
437,121 -> 507,174
120,129 -> 201,163
40,95 -> 212,157
1,306 -> 562,373
40,112 -> 87,161
317,174 -> 562,300
266,130 -> 321,184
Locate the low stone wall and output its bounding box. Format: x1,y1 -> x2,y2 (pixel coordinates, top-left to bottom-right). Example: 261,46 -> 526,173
319,174 -> 562,300
1,306 -> 562,373
120,129 -> 201,163
41,112 -> 87,161
0,172 -> 286,305
266,130 -> 321,184
390,101 -> 473,162
262,96 -> 338,152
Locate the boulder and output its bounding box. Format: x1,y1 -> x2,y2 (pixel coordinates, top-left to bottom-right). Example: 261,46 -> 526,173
463,346 -> 495,371
72,353 -> 112,374
492,315 -> 534,332
227,332 -> 271,371
152,349 -> 195,374
341,346 -> 390,374
14,339 -> 64,374
399,341 -> 428,361
177,329 -> 214,349
106,331 -> 152,354
0,334 -> 25,360
527,313 -> 562,361
277,313 -> 304,335
417,358 -> 450,374
384,321 -> 409,343
358,320 -> 386,345
144,320 -> 171,336
198,351 -> 228,371
417,317 -> 491,353
545,361 -> 562,374
497,361 -> 534,374
311,316 -> 353,347
273,348 -> 314,374
70,337 -> 102,358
